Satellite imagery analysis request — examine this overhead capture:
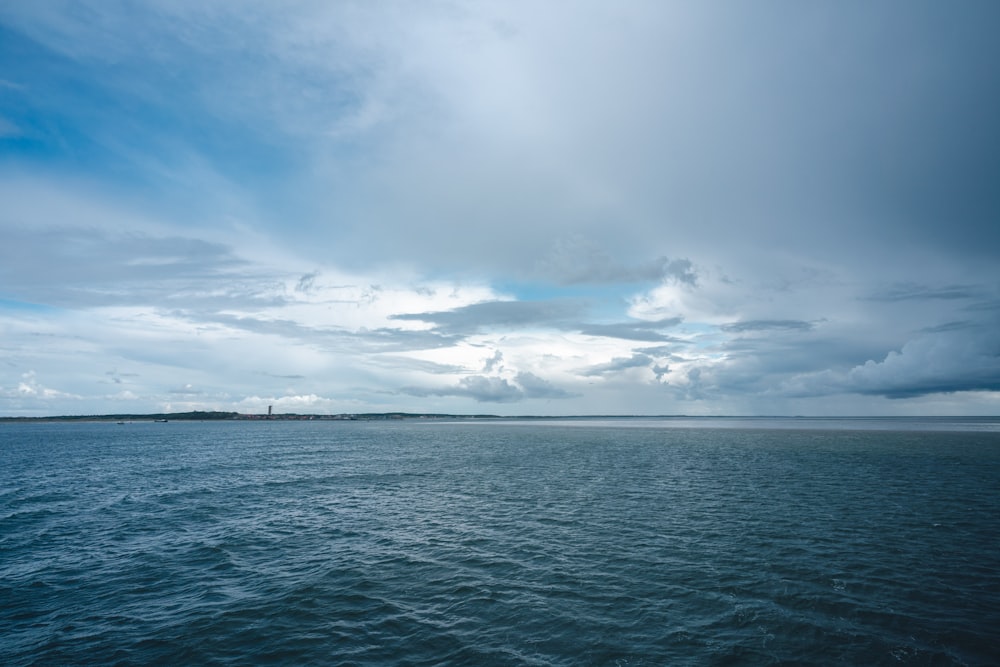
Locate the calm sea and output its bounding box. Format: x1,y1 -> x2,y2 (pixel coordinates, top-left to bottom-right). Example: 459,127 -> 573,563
2,418 -> 999,666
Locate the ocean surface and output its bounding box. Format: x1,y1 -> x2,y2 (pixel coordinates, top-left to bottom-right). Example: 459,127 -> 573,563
2,417 -> 999,666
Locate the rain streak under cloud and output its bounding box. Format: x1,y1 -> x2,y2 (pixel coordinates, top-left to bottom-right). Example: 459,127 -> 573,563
1,1 -> 999,416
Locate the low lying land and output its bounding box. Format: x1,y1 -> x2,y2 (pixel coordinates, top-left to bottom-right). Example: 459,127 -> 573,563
0,411 -> 507,422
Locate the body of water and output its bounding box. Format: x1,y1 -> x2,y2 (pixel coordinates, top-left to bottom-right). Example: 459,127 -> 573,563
2,418 -> 999,665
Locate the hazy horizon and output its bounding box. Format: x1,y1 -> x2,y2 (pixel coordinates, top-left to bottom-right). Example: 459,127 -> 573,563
2,2 -> 999,417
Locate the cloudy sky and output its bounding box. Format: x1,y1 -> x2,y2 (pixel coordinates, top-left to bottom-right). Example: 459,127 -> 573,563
2,1 -> 998,417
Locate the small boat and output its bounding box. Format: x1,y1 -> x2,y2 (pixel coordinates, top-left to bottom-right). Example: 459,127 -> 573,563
154,419 -> 169,423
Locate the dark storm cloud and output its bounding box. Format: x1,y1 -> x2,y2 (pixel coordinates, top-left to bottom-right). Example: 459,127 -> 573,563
738,319 -> 1000,401
844,326 -> 1000,399
866,379 -> 1000,400
712,2 -> 1000,261
709,338 -> 876,396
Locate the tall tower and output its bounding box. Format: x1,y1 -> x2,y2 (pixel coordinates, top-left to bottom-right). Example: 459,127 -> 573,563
268,405 -> 273,417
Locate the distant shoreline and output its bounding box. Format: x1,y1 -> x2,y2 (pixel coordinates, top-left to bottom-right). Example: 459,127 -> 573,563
2,412 -> 998,423
0,411 -> 500,423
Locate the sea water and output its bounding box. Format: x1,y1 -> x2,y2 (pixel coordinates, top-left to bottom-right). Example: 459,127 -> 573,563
2,418 -> 999,665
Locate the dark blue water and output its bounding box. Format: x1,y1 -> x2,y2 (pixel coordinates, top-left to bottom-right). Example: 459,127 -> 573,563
2,418 -> 999,665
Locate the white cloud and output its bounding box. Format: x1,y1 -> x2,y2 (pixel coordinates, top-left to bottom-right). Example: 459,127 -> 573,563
1,371 -> 79,405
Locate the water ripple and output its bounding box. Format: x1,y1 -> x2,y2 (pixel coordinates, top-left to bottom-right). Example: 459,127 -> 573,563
2,421 -> 999,665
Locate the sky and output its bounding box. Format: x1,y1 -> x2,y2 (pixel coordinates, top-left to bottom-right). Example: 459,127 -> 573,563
1,1 -> 999,417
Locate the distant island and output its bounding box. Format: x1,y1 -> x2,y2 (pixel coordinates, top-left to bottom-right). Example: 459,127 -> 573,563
6,413 -> 990,424
0,411 -> 510,423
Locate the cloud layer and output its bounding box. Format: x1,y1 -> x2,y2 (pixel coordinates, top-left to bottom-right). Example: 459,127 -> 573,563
2,1 -> 999,416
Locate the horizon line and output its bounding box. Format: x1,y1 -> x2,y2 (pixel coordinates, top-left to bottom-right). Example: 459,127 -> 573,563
2,411 -> 998,421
